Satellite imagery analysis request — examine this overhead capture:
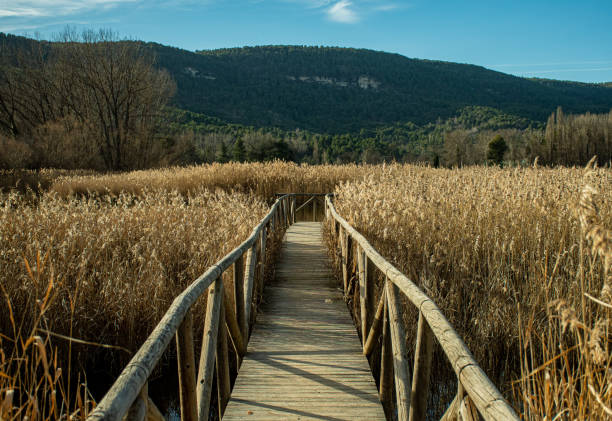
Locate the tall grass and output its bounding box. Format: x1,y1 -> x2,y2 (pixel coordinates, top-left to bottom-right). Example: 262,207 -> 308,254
48,161 -> 370,199
0,187 -> 268,414
329,163 -> 611,416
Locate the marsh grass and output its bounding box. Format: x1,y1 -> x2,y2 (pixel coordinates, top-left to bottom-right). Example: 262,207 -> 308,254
328,163 -> 611,417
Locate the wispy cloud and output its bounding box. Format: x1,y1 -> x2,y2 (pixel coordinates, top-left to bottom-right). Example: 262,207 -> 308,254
0,0 -> 139,18
327,0 -> 359,23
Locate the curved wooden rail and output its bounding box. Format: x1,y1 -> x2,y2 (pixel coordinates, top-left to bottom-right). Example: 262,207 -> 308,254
88,194 -> 295,421
324,195 -> 519,421
88,193 -> 518,421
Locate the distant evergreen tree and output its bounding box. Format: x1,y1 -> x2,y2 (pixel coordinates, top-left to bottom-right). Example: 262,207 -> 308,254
487,135 -> 508,166
217,142 -> 230,163
232,138 -> 246,162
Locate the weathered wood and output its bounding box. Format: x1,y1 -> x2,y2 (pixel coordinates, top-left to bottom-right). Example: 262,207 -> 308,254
243,245 -> 258,338
258,226 -> 268,293
223,283 -> 246,358
441,382 -> 464,421
326,196 -> 518,421
89,197 -> 284,421
124,383 -> 147,421
379,294 -> 393,414
342,231 -> 352,294
357,247 -> 368,342
223,222 -> 385,420
216,303 -> 231,419
233,254 -> 245,353
176,311 -> 197,421
145,398 -> 165,421
363,289 -> 386,356
196,279 -> 224,421
295,196 -> 315,214
313,197 -> 317,221
386,281 -> 411,421
409,310 -> 434,421
459,394 -> 478,421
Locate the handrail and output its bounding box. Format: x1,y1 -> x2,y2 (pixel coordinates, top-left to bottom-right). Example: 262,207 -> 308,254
324,194 -> 518,421
89,194 -> 294,421
88,192 -> 518,421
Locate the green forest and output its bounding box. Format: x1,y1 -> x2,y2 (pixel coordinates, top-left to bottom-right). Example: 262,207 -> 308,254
1,32 -> 611,169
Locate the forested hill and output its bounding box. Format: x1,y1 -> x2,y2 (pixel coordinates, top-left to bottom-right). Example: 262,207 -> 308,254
2,33 -> 611,134
147,44 -> 612,133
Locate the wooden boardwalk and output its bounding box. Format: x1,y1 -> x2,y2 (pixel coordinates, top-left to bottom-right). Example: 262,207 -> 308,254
223,222 -> 386,420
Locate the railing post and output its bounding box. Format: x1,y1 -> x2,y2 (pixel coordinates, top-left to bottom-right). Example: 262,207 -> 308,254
216,301 -> 231,419
176,310 -> 198,421
379,292 -> 393,416
409,310 -> 434,421
358,247 -> 367,340
233,254 -> 245,349
386,281 -> 411,421
196,278 -> 224,421
313,197 -> 317,221
243,245 -> 258,339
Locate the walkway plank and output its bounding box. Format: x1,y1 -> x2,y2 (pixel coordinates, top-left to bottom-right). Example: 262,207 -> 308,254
223,222 -> 386,420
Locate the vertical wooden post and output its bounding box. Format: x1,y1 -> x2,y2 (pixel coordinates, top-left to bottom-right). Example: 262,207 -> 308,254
386,281 -> 411,421
233,255 -> 245,345
379,293 -> 393,414
313,197 -> 317,221
292,196 -> 296,224
258,226 -> 268,292
196,279 -> 224,421
125,382 -> 148,421
357,249 -> 372,343
243,245 -> 258,339
216,302 -> 231,419
409,310 -> 434,421
176,310 -> 198,421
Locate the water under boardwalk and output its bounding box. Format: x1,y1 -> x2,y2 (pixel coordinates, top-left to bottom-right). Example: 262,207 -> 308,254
223,222 -> 386,420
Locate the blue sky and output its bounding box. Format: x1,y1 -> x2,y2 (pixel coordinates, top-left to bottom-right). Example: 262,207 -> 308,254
1,0 -> 611,83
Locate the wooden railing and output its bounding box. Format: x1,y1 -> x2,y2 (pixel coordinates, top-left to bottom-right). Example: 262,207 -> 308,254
88,193 -> 518,421
88,194 -> 295,421
324,194 -> 519,421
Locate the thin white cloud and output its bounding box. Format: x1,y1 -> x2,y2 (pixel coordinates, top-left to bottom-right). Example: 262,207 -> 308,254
327,0 -> 358,23
0,0 -> 139,18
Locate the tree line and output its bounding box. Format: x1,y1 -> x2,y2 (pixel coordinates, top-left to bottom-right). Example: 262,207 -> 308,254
0,30 -> 180,171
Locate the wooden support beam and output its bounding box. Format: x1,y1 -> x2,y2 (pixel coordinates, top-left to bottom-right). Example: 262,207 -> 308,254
146,397 -> 165,421
258,227 -> 268,291
176,311 -> 197,421
233,254 -> 245,349
216,303 -> 231,419
243,245 -> 258,339
441,382 -> 464,421
313,197 -> 317,221
409,310 -> 434,421
223,284 -> 246,358
295,196 -> 315,214
386,281 -> 411,421
379,294 -> 393,415
124,382 -> 147,421
196,279 -> 224,421
364,289 -> 386,356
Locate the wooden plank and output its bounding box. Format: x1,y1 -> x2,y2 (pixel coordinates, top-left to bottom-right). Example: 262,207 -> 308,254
409,310 -> 434,421
386,281 -> 411,421
176,311 -> 197,421
326,197 -> 518,421
224,223 -> 385,421
196,279 -> 224,421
